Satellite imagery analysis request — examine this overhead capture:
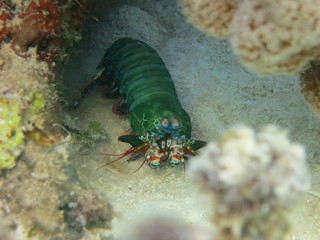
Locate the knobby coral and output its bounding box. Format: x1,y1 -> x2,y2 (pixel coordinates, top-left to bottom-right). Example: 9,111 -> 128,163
181,0 -> 238,39
188,125 -> 310,240
181,0 -> 320,75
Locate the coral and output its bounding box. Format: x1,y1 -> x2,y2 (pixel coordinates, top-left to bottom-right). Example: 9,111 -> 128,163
0,43 -> 61,168
0,98 -> 24,170
0,142 -> 69,239
122,215 -> 213,240
188,125 -> 310,240
181,0 -> 239,38
0,0 -> 61,58
0,0 -> 89,64
0,1 -> 14,41
231,0 -> 320,75
25,92 -> 46,118
0,0 -> 89,174
12,0 -> 60,53
0,132 -> 112,239
61,190 -> 112,233
180,0 -> 320,75
300,60 -> 320,116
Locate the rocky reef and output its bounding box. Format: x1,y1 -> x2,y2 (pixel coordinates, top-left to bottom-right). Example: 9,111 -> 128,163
0,1 -> 113,240
0,0 -> 88,171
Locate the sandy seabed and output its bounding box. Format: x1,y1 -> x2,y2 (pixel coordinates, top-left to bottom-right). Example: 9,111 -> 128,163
63,0 -> 320,239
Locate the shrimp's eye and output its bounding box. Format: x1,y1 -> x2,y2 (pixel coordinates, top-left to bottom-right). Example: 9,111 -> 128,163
167,139 -> 172,147
171,118 -> 180,128
161,118 -> 169,127
161,141 -> 165,149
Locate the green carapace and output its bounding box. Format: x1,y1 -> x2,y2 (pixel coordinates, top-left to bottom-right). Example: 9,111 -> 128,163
94,37 -> 206,168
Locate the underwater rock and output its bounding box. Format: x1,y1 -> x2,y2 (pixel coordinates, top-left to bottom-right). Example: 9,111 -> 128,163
180,0 -> 320,75
0,225 -> 19,240
61,189 -> 112,233
300,60 -> 320,116
188,125 -> 310,240
9,0 -> 60,54
0,142 -> 68,239
0,139 -> 113,240
0,0 -> 88,61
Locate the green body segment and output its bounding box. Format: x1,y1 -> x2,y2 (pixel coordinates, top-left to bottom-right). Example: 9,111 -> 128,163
99,38 -> 191,138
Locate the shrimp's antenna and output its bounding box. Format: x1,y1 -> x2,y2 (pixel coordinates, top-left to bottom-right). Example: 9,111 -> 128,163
131,159 -> 148,174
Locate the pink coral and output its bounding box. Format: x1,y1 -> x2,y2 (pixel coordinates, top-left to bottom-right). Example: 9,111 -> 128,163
181,0 -> 320,75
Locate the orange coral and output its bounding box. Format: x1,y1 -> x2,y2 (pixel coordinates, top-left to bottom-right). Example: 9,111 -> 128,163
0,0 -> 61,59
300,61 -> 320,116
0,1 -> 13,41
180,0 -> 320,75
12,0 -> 61,53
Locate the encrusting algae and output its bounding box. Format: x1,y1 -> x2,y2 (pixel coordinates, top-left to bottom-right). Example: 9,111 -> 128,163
0,88 -> 47,171
0,43 -> 58,172
0,98 -> 24,169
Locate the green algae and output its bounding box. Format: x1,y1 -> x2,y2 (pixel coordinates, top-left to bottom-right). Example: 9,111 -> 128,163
76,121 -> 108,148
0,99 -> 24,170
30,92 -> 46,115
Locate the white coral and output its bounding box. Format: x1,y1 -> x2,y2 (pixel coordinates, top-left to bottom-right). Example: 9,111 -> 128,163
188,125 -> 310,239
181,0 -> 239,38
181,0 -> 320,74
189,125 -> 310,206
231,0 -> 320,74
